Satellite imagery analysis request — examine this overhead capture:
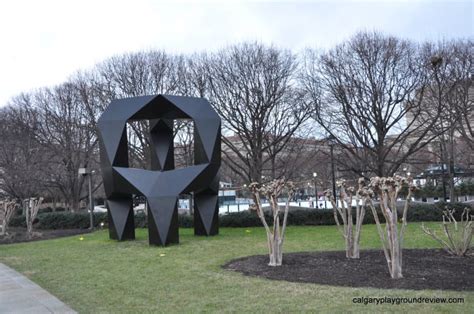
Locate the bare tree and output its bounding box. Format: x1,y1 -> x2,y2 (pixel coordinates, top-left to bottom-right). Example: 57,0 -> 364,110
249,179 -> 296,266
174,120 -> 194,168
206,42 -> 312,183
9,82 -> 99,211
94,51 -> 186,169
302,32 -> 443,177
419,39 -> 473,201
325,178 -> 367,258
364,176 -> 415,279
450,41 -> 474,149
182,53 -> 209,98
0,105 -> 46,203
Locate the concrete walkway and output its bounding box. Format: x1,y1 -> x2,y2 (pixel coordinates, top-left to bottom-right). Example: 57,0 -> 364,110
0,263 -> 76,313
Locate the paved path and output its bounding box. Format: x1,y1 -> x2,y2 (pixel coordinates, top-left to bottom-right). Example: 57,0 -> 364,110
0,263 -> 76,313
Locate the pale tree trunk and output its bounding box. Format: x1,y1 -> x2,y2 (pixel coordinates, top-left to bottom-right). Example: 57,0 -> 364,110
25,197 -> 44,238
367,176 -> 413,279
0,203 -> 4,236
327,179 -> 366,259
2,204 -> 15,234
250,179 -> 295,267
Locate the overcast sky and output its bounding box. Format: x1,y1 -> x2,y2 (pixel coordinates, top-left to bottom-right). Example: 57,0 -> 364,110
0,0 -> 472,107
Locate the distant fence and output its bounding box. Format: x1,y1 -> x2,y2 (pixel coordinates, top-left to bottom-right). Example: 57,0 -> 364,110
217,201 -> 334,214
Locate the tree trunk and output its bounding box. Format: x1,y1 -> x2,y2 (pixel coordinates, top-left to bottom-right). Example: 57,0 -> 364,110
449,135 -> 456,202
269,238 -> 283,266
346,238 -> 360,259
390,242 -> 403,279
0,219 -> 5,235
447,129 -> 456,202
345,231 -> 354,258
270,156 -> 276,180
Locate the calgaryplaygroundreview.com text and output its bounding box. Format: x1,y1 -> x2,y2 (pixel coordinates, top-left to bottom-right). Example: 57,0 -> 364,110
352,296 -> 465,306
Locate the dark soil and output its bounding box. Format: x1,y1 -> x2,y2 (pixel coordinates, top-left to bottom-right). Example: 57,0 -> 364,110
223,249 -> 474,291
0,228 -> 92,245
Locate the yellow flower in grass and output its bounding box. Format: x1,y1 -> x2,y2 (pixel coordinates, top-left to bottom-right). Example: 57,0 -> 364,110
245,229 -> 251,234
79,236 -> 84,241
159,253 -> 166,257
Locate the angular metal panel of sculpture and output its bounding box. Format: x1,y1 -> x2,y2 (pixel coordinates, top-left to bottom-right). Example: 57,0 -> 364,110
97,95 -> 221,246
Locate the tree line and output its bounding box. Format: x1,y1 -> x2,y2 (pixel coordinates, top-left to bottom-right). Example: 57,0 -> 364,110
0,31 -> 472,210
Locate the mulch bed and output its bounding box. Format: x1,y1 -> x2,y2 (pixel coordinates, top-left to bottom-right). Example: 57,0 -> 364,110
0,228 -> 92,245
223,249 -> 474,291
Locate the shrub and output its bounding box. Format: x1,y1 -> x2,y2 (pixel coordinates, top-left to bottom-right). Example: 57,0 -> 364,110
134,213 -> 147,228
38,207 -> 53,214
6,202 -> 472,230
37,207 -> 66,214
37,212 -> 108,229
407,202 -> 467,222
9,215 -> 27,228
220,211 -> 265,227
132,213 -> 193,228
14,206 -> 23,216
422,207 -> 473,256
178,214 -> 193,228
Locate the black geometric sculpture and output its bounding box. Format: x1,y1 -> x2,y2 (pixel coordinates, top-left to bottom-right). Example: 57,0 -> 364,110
97,95 -> 221,246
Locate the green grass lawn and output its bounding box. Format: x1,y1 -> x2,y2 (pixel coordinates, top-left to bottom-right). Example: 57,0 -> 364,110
0,223 -> 472,313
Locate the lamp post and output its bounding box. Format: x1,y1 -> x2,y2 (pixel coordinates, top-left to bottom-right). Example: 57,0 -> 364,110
439,142 -> 448,202
431,56 -> 449,202
328,136 -> 337,201
313,172 -> 318,208
78,167 -> 95,229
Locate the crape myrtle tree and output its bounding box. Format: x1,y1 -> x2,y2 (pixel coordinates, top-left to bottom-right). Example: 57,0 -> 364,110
0,200 -> 17,236
206,42 -> 313,184
301,32 -> 444,177
365,176 -> 415,279
249,178 -> 296,266
25,197 -> 43,238
325,178 -> 368,259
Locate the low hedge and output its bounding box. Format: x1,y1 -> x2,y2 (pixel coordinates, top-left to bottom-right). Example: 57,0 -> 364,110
38,207 -> 66,214
9,212 -> 108,229
37,212 -> 108,229
9,215 -> 28,228
220,202 -> 471,227
133,213 -> 194,229
7,202 -> 471,230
